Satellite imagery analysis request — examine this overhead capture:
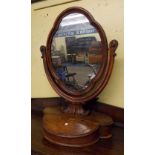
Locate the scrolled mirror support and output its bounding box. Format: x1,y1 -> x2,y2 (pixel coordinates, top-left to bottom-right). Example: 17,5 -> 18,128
40,45 -> 46,58
109,40 -> 118,57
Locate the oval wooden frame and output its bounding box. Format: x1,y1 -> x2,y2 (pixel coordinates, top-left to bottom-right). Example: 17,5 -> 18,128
40,7 -> 118,104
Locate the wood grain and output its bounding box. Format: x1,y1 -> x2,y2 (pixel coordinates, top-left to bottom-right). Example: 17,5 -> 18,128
32,114 -> 124,155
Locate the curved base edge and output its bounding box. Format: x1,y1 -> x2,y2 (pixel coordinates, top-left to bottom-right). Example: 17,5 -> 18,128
43,129 -> 100,147
43,107 -> 113,147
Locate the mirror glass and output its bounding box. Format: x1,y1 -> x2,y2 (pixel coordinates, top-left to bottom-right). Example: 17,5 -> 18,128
51,13 -> 104,92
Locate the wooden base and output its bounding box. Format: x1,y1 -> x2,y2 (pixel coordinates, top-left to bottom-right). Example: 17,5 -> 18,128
43,106 -> 113,147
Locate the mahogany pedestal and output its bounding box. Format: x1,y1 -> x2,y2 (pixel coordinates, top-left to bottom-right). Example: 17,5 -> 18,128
43,106 -> 113,147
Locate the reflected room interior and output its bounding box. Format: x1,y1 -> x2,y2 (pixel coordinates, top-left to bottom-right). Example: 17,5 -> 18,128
51,13 -> 103,91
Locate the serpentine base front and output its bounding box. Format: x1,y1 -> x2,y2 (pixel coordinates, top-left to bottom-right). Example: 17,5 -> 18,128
43,106 -> 113,147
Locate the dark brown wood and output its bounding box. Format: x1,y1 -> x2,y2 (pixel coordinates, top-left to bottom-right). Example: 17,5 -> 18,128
31,97 -> 124,124
62,103 -> 90,115
43,129 -> 99,147
40,7 -> 118,106
32,114 -> 124,155
88,101 -> 124,123
42,106 -> 113,147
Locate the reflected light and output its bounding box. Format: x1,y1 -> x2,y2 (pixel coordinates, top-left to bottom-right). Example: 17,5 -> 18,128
60,19 -> 89,27
60,13 -> 89,27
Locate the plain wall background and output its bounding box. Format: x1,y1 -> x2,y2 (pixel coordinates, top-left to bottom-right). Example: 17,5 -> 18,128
31,0 -> 124,108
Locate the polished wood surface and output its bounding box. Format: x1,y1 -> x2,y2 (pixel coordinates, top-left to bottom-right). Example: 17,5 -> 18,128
32,114 -> 124,155
43,129 -> 99,147
32,97 -> 124,147
43,111 -> 98,137
42,106 -> 113,147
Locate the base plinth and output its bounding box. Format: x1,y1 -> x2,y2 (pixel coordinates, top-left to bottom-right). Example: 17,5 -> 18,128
43,106 -> 113,147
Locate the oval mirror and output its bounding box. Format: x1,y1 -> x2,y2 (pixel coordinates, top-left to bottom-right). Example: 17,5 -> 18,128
41,7 -> 118,104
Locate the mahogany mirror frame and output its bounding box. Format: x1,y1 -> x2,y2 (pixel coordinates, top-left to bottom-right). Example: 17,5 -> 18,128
40,7 -> 118,105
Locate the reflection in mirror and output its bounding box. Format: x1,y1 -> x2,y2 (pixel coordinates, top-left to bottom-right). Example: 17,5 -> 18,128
51,13 -> 103,91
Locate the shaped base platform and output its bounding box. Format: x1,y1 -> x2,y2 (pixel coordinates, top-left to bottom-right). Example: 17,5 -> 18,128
43,106 -> 113,147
